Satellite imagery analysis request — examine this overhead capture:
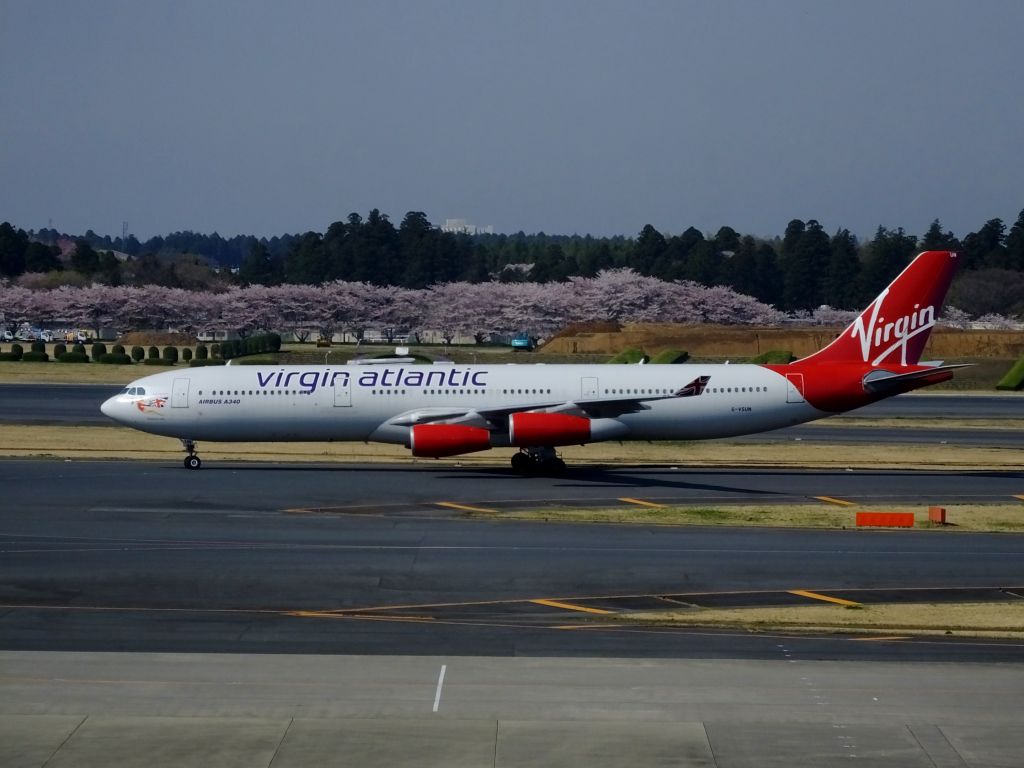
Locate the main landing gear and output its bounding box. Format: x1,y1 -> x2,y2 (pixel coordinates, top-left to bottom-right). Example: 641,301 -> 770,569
181,438 -> 202,470
511,446 -> 566,475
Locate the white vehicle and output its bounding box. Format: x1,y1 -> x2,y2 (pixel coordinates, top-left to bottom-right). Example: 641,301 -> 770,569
102,251 -> 963,472
40,330 -> 54,343
1,330 -> 12,343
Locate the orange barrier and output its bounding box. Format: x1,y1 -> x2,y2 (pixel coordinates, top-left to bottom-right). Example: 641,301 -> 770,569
928,506 -> 947,524
856,512 -> 915,528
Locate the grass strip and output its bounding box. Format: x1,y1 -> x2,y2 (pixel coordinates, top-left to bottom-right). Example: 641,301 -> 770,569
617,601 -> 1024,639
475,504 -> 1024,532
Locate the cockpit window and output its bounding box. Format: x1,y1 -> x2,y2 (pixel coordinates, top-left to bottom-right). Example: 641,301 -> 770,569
136,387 -> 145,396
120,387 -> 146,396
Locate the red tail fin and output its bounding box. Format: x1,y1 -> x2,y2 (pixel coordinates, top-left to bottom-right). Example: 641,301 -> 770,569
798,251 -> 960,367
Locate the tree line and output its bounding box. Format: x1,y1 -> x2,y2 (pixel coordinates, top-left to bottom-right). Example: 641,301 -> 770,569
2,209 -> 1024,316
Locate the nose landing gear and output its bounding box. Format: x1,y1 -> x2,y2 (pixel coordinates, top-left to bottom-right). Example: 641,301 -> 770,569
181,439 -> 202,470
511,446 -> 566,475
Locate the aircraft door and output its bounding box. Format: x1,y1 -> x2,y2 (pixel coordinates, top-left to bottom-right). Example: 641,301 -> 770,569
333,376 -> 352,407
581,376 -> 599,400
171,378 -> 190,408
785,373 -> 806,404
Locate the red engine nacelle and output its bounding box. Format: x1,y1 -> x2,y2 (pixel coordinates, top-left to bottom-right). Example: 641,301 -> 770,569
509,412 -> 591,446
410,424 -> 492,458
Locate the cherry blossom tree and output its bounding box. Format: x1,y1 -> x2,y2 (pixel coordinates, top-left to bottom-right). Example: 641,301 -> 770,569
318,281 -> 376,342
270,284 -> 322,342
3,270 -> 797,345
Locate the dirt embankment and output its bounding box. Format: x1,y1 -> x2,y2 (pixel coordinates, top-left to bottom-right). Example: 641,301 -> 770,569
543,324 -> 1024,360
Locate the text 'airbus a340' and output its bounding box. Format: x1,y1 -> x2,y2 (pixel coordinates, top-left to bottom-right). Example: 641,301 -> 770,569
102,250 -> 962,473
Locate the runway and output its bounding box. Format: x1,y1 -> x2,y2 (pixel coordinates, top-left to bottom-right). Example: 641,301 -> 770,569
2,459 -> 1023,661
4,458 -> 1024,765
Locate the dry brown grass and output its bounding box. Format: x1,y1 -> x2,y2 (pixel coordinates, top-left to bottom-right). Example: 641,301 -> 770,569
489,504 -> 1024,532
0,361 -> 145,385
543,323 -> 1024,359
621,601 -> 1024,638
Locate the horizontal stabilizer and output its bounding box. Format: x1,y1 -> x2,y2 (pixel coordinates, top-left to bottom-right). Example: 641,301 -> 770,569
862,365 -> 971,395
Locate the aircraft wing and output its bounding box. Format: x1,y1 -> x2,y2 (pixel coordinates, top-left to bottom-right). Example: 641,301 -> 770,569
386,376 -> 710,428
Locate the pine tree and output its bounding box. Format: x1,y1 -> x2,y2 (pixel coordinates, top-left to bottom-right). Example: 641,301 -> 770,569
822,229 -> 860,309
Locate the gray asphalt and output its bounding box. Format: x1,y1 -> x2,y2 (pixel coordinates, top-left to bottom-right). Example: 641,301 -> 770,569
2,459 -> 1022,661
0,383 -> 121,425
4,452 -> 1024,766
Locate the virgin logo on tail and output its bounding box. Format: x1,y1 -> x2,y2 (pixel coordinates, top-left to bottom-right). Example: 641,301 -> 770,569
851,289 -> 937,365
792,251 -> 959,368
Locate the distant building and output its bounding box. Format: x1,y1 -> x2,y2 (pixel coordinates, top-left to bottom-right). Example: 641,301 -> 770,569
442,218 -> 495,235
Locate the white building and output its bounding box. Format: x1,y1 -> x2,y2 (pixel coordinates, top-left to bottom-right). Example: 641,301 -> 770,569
442,218 -> 495,235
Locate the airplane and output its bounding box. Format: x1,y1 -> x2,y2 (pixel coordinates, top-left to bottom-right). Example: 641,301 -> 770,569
101,250 -> 962,473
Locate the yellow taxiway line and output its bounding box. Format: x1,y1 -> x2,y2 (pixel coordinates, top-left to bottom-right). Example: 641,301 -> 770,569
435,501 -> 498,514
788,589 -> 861,607
618,497 -> 668,509
530,598 -> 614,615
813,496 -> 857,507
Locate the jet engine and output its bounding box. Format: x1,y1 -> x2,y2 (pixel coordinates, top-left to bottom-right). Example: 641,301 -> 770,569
410,424 -> 492,458
509,412 -> 592,446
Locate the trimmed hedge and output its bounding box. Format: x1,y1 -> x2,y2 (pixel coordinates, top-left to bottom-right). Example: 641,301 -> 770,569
98,353 -> 133,364
219,333 -> 282,360
112,344 -> 126,355
0,344 -> 23,361
91,342 -> 107,359
162,346 -> 179,363
57,352 -> 90,363
607,347 -> 648,364
650,349 -> 689,364
31,341 -> 46,354
148,346 -> 160,360
195,344 -> 209,360
182,347 -> 193,362
996,358 -> 1024,391
131,346 -> 145,361
189,358 -> 227,367
142,358 -> 176,366
22,351 -> 49,362
53,343 -> 67,358
749,350 -> 796,364
72,343 -> 86,355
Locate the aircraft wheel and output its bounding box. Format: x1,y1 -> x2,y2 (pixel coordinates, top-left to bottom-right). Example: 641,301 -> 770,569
541,457 -> 567,475
510,452 -> 531,473
184,455 -> 202,470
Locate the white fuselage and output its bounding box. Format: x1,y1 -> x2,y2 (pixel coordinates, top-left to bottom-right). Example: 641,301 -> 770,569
101,363 -> 826,446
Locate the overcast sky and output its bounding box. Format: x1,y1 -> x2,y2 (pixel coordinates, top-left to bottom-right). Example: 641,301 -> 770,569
1,0 -> 1021,241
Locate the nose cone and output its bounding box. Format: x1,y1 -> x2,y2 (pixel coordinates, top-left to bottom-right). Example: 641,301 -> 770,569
100,396 -> 118,421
